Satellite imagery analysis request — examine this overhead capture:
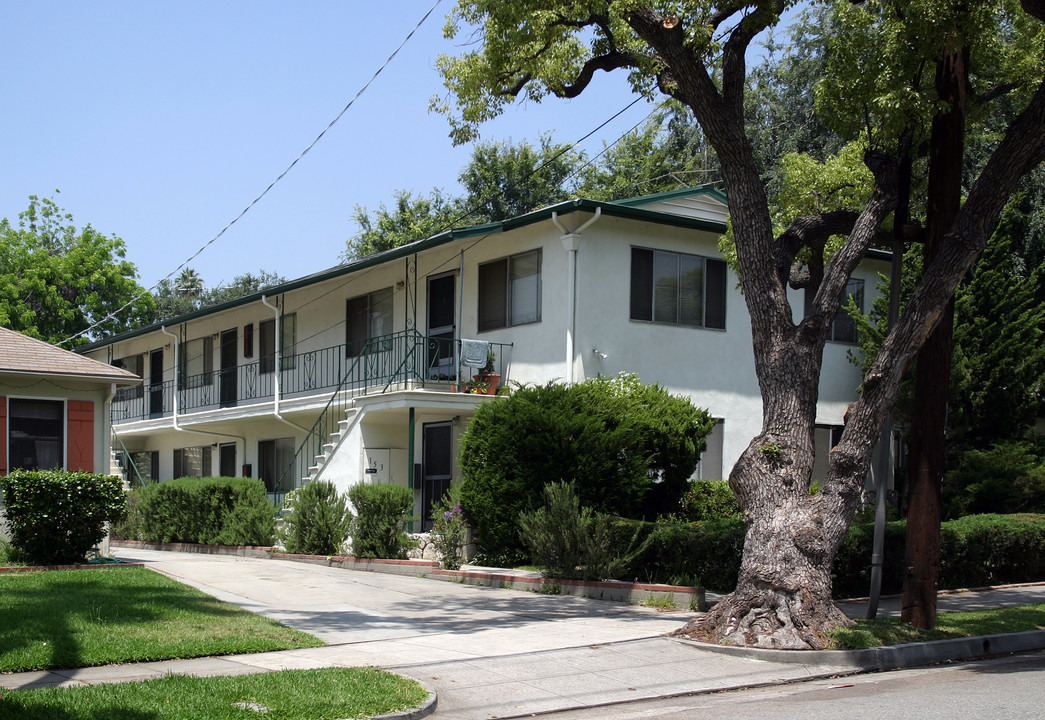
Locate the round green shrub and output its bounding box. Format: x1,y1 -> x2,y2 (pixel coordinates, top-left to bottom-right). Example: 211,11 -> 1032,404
458,375 -> 715,565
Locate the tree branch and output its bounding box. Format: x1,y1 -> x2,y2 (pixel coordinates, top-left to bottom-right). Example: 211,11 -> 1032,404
558,50 -> 638,98
776,211 -> 861,290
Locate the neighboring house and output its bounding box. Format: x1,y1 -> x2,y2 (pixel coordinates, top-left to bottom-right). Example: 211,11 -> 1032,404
1,326 -> 141,477
77,186 -> 890,528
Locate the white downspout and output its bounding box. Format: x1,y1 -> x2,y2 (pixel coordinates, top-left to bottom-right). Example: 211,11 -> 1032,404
159,325 -> 182,432
159,325 -> 248,473
262,294 -> 311,433
551,208 -> 601,384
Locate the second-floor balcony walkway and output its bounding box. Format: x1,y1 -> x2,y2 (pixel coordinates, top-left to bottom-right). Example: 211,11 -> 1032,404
111,330 -> 512,424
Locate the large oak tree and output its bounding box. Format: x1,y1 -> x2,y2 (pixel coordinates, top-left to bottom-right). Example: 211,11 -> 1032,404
435,0 -> 1045,648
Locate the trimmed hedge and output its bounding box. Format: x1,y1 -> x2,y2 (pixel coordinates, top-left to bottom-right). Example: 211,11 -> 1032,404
281,481 -> 352,556
0,469 -> 125,565
611,513 -> 1045,596
348,483 -> 415,559
137,477 -> 275,546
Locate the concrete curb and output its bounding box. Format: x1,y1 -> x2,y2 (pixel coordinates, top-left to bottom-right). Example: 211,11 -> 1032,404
673,629 -> 1045,671
368,690 -> 437,720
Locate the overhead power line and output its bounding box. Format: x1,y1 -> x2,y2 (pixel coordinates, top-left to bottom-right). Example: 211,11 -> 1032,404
59,0 -> 444,346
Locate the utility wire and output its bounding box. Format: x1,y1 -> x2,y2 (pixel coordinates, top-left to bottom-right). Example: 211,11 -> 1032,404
58,0 -> 444,347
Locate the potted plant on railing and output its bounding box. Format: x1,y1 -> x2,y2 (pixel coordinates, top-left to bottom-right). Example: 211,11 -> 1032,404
471,348 -> 500,395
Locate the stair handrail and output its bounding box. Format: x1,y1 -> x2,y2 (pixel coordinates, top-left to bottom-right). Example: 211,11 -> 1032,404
112,430 -> 149,487
271,329 -> 429,499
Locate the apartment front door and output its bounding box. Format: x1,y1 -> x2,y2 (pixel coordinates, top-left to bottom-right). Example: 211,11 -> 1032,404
421,421 -> 453,531
427,273 -> 456,380
219,443 -> 237,477
149,348 -> 164,418
220,329 -> 237,407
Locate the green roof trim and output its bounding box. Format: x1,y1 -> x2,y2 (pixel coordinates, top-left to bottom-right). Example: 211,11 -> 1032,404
616,184 -> 728,208
76,193 -> 730,353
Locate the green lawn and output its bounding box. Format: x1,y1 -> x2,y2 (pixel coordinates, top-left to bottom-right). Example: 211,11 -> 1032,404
828,603 -> 1045,649
0,667 -> 429,720
0,567 -> 323,673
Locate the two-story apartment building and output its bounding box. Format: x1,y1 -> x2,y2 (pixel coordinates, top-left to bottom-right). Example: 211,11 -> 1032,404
78,186 -> 890,527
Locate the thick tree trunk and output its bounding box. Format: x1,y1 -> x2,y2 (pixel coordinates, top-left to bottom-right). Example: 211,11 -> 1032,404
902,43 -> 968,630
625,8 -> 1045,650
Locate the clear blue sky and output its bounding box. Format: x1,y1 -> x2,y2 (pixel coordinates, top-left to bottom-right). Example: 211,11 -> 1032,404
1,1 -> 665,291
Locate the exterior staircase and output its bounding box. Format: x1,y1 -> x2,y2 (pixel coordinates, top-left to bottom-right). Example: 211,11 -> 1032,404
303,405 -> 362,485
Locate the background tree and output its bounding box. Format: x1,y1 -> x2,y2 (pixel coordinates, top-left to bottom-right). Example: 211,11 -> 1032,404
435,0 -> 1045,648
0,195 -> 154,346
151,268 -> 287,322
459,135 -> 580,220
342,189 -> 463,261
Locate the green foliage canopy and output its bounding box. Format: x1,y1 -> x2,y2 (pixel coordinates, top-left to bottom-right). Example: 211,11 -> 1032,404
0,195 -> 154,346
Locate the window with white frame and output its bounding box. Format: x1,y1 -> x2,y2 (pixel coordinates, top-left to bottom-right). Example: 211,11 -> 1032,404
805,278 -> 864,344
478,249 -> 542,331
630,247 -> 727,329
346,288 -> 394,357
8,399 -> 64,471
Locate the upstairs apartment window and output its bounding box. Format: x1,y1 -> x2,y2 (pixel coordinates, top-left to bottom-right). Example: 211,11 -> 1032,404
178,336 -> 213,389
478,249 -> 542,331
805,278 -> 864,344
630,247 -> 727,328
8,399 -> 63,471
113,354 -> 145,398
346,288 -> 394,357
259,313 -> 297,373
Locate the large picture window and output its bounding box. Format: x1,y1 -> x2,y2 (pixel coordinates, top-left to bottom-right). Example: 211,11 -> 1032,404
173,445 -> 211,479
259,313 -> 297,373
805,278 -> 864,344
346,288 -> 394,357
8,399 -> 63,471
630,248 -> 726,329
258,437 -> 295,493
478,249 -> 541,331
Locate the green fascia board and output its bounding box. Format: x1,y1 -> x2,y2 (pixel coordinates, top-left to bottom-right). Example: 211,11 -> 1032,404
615,184 -> 729,208
77,196 -> 730,353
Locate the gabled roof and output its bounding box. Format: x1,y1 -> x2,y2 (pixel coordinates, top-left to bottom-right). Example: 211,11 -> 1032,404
76,188 -> 730,352
0,327 -> 141,385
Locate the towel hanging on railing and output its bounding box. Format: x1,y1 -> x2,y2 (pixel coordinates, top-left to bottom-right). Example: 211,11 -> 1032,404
460,339 -> 489,368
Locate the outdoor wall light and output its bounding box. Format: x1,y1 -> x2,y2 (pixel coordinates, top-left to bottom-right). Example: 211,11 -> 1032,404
592,347 -> 608,359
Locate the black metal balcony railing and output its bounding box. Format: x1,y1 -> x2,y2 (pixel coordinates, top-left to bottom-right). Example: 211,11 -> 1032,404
110,331 -> 512,425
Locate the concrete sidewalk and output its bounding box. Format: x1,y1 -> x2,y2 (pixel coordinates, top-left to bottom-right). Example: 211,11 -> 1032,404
3,548 -> 1044,720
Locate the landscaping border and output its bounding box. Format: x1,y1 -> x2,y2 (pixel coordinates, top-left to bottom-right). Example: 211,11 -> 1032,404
114,539 -> 276,558
111,540 -> 706,610
0,561 -> 143,574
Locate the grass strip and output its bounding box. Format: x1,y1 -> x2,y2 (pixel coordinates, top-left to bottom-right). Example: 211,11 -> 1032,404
0,567 -> 323,673
828,603 -> 1045,649
0,667 -> 428,720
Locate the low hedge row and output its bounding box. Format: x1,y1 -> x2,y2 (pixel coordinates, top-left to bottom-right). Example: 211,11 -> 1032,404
136,477 -> 275,546
611,513 -> 1045,596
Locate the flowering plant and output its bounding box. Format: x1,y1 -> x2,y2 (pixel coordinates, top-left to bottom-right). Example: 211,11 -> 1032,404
431,487 -> 468,570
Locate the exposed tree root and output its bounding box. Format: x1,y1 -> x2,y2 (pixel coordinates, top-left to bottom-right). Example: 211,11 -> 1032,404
671,585 -> 853,650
